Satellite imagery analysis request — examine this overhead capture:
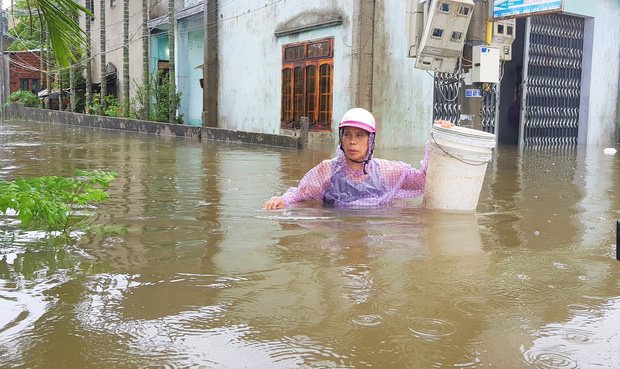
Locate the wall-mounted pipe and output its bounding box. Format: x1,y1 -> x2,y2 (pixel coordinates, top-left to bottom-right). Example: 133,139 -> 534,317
486,20 -> 492,45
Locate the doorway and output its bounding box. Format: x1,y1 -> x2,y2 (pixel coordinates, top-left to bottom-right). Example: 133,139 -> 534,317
498,13 -> 585,147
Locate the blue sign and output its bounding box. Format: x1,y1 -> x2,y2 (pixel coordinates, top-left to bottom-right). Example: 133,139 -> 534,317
465,89 -> 482,98
493,0 -> 563,19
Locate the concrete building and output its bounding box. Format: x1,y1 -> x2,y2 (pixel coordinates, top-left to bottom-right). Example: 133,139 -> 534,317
149,0 -> 204,126
79,0 -> 618,147
203,0 -> 619,147
562,0 -> 620,146
81,0 -> 204,125
82,0 -> 144,107
496,0 -> 620,146
202,0 -> 436,148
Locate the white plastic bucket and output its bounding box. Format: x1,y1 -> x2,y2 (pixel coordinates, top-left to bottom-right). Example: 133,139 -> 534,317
423,123 -> 495,212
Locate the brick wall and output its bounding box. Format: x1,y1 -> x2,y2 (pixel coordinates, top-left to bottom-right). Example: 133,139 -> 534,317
8,51 -> 50,95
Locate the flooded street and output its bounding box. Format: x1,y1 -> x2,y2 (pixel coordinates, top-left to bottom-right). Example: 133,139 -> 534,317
1,119 -> 619,368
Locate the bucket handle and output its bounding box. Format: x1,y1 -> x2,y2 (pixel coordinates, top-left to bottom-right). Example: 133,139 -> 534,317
430,132 -> 493,167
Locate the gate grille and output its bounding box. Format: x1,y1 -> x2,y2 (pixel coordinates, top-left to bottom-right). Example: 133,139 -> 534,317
433,58 -> 497,133
433,62 -> 462,124
482,84 -> 497,133
522,13 -> 584,147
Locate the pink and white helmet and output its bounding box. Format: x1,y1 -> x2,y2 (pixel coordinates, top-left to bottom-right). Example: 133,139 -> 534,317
338,108 -> 376,133
338,108 -> 376,174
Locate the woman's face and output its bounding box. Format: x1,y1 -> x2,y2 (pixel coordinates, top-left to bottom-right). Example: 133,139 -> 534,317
342,126 -> 369,163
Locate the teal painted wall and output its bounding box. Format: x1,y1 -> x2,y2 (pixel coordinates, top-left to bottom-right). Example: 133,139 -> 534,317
177,15 -> 204,127
150,32 -> 169,78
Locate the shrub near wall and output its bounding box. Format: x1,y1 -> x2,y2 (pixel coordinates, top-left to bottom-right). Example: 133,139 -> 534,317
4,91 -> 40,108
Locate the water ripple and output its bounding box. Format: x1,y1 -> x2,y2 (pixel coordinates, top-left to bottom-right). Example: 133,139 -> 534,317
561,329 -> 595,344
407,317 -> 457,341
486,271 -> 563,306
318,309 -> 393,346
534,324 -> 596,345
351,313 -> 384,327
566,303 -> 602,317
0,281 -> 55,362
140,364 -> 177,369
266,334 -> 350,367
403,340 -> 482,368
452,295 -> 509,318
523,347 -> 579,369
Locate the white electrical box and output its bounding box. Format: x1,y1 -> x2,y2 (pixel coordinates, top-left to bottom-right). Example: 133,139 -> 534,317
490,19 -> 516,61
472,45 -> 500,83
413,0 -> 475,73
405,0 -> 426,58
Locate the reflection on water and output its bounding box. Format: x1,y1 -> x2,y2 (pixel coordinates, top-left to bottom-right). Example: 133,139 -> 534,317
1,120 -> 619,368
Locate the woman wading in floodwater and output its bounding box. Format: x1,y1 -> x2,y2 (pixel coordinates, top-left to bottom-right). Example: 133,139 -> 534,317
263,108 -> 453,209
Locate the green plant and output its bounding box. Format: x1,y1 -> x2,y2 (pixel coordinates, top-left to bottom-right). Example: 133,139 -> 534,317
88,94 -> 122,117
74,93 -> 86,114
87,94 -> 100,115
103,95 -> 122,117
3,90 -> 40,108
7,1 -> 44,52
56,57 -> 87,113
130,70 -> 183,124
0,170 -> 117,237
129,78 -> 150,120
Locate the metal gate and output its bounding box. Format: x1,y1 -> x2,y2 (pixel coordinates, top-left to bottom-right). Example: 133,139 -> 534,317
520,13 -> 585,147
481,84 -> 497,133
433,66 -> 462,125
433,57 -> 497,133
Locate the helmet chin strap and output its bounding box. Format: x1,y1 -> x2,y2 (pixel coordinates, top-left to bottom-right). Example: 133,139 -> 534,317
350,158 -> 370,175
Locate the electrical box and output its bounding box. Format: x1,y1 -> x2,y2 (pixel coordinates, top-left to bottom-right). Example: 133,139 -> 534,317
472,45 -> 500,83
414,0 -> 475,73
405,0 -> 426,58
490,19 -> 516,61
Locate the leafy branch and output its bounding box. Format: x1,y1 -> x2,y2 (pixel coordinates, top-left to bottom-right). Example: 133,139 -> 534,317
0,170 -> 117,237
17,0 -> 93,67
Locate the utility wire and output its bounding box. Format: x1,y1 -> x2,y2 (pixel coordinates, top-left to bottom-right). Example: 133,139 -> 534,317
6,0 -> 321,75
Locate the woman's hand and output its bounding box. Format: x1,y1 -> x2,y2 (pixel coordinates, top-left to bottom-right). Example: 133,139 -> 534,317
263,197 -> 285,210
435,120 -> 454,128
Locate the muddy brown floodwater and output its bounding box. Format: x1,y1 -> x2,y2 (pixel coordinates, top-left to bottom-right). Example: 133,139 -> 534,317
1,119 -> 619,368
